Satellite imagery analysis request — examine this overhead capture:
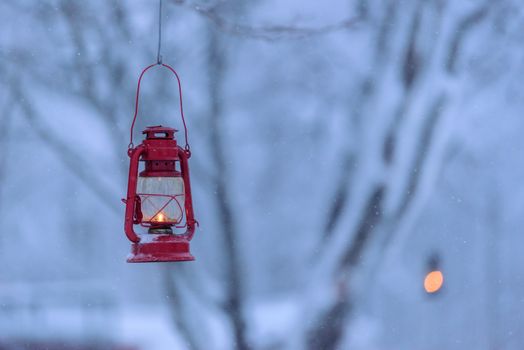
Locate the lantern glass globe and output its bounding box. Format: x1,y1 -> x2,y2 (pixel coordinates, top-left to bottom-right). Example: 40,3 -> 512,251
137,176 -> 185,224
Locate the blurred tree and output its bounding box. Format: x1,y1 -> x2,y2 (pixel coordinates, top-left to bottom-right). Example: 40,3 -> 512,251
1,0 -> 521,349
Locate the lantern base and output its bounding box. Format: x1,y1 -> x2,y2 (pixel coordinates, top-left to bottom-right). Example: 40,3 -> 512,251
127,238 -> 194,263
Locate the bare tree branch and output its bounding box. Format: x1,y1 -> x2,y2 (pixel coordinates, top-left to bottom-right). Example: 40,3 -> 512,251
340,186 -> 385,269
164,266 -> 201,350
173,0 -> 361,41
206,25 -> 249,350
322,0 -> 400,238
401,2 -> 423,90
307,282 -> 349,350
446,4 -> 491,74
11,81 -> 120,215
324,154 -> 356,236
310,3 -> 453,348
395,94 -> 446,218
0,91 -> 15,218
309,185 -> 385,349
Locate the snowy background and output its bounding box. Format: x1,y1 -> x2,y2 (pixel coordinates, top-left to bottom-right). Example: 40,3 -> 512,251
1,0 -> 524,349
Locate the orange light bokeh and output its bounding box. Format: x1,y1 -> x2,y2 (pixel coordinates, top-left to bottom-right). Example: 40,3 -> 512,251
424,270 -> 444,293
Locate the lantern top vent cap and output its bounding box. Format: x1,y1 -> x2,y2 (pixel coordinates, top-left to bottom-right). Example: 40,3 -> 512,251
143,125 -> 178,140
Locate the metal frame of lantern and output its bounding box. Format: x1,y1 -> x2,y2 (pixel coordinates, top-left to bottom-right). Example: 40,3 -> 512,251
123,63 -> 197,263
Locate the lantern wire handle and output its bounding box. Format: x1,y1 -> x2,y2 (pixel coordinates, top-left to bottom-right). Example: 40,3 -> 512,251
129,63 -> 191,155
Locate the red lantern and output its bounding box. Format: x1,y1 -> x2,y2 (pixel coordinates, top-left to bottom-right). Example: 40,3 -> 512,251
123,64 -> 197,263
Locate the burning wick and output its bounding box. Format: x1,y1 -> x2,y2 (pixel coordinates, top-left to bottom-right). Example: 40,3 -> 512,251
424,270 -> 444,294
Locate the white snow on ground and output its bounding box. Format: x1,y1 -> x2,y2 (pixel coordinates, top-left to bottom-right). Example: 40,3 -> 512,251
117,305 -> 187,350
248,296 -> 301,349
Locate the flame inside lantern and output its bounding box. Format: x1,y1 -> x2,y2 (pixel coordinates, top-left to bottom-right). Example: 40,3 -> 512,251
154,212 -> 166,223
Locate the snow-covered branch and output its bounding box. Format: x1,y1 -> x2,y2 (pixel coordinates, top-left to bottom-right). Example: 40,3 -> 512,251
174,0 -> 362,41
11,80 -> 120,215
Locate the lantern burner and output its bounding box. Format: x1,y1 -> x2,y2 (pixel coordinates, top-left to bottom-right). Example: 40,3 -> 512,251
148,225 -> 173,234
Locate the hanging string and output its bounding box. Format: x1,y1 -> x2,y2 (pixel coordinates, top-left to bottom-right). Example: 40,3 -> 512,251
128,0 -> 191,154
157,0 -> 163,64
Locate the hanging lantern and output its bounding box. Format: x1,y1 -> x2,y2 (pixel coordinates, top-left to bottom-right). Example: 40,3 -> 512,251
123,63 -> 197,263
